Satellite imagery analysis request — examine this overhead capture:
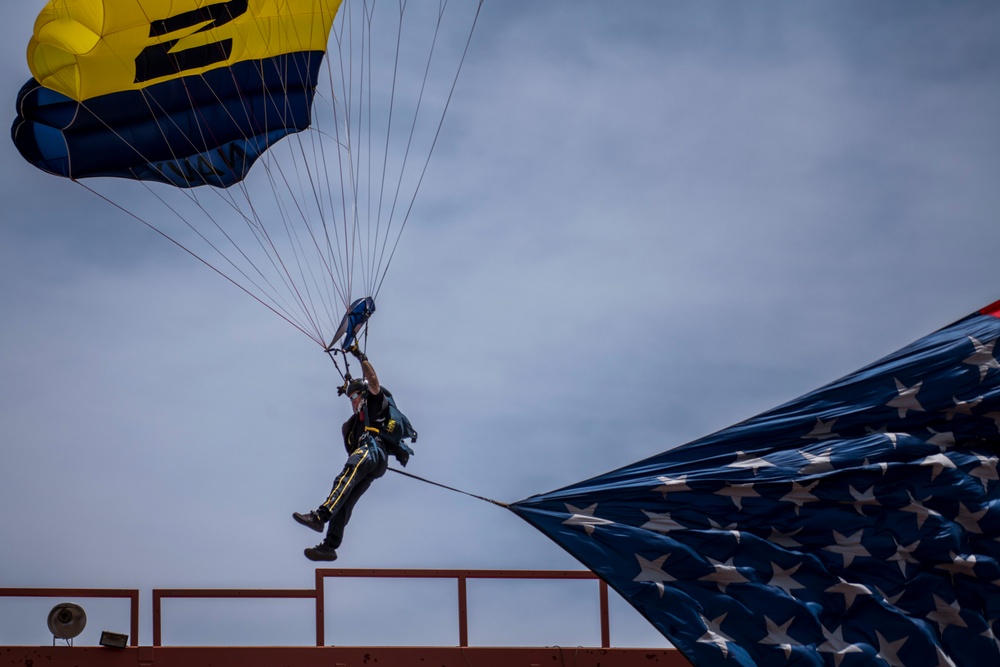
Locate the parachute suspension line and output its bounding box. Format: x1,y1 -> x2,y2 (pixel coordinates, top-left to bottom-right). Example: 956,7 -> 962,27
367,0 -> 407,299
388,467 -> 510,508
77,56 -> 336,345
326,347 -> 348,382
178,67 -> 335,343
85,84 -> 326,342
74,180 -> 324,347
363,0 -> 378,300
330,1 -> 362,308
371,0 -> 444,294
373,0 -> 486,301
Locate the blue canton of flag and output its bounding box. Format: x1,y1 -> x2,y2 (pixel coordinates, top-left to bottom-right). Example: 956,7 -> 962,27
512,301 -> 1000,667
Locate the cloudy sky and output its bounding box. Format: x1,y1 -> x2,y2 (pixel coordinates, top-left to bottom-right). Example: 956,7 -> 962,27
2,0 -> 1000,650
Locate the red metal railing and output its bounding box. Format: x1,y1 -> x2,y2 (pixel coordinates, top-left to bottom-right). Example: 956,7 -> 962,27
0,587 -> 140,647
152,568 -> 611,647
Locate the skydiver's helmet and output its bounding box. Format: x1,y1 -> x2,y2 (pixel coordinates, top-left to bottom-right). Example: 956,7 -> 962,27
345,378 -> 367,399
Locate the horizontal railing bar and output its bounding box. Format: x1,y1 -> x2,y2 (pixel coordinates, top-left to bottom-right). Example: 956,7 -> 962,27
153,589 -> 316,599
0,588 -> 138,598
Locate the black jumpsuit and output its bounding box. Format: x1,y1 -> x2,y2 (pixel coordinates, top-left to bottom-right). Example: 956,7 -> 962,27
315,390 -> 390,549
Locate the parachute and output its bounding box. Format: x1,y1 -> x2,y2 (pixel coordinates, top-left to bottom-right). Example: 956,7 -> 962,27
510,300 -> 1000,667
12,0 -> 484,349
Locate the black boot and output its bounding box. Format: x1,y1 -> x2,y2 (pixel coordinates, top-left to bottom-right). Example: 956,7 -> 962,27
304,543 -> 338,561
293,510 -> 324,533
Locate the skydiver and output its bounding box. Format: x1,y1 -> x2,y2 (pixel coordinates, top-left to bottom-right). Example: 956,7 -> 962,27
293,346 -> 414,561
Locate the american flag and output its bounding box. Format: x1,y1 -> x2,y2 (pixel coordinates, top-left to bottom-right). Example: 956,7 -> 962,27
511,301 -> 1000,667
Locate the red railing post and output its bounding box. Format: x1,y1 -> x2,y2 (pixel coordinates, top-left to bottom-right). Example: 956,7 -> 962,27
457,575 -> 468,647
129,589 -> 140,647
599,580 -> 610,648
152,589 -> 162,647
315,569 -> 325,647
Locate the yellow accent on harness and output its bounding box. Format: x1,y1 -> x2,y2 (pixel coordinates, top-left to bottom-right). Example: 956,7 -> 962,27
365,426 -> 380,434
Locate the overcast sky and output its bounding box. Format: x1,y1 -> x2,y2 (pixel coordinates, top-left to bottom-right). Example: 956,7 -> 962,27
3,0 -> 1000,650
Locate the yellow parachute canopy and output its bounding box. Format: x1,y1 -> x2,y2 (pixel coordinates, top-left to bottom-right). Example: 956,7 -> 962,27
28,0 -> 342,101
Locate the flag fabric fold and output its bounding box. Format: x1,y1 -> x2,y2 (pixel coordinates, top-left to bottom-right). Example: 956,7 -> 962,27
512,301 -> 1000,667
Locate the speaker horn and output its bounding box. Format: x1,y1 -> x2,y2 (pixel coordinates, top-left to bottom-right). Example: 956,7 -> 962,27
47,602 -> 87,645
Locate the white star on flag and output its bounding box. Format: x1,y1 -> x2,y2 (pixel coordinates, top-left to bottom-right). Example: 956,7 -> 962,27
926,595 -> 968,633
875,630 -> 908,667
848,485 -> 880,515
823,529 -> 870,567
726,451 -> 775,475
963,335 -> 1000,381
825,578 -> 872,609
653,474 -> 691,497
935,552 -> 980,579
639,510 -> 685,534
633,554 -> 675,597
919,453 -> 957,481
927,428 -> 957,450
955,502 -> 987,534
817,625 -> 864,667
901,491 -> 941,528
562,503 -> 613,535
780,481 -> 820,514
886,539 -> 921,575
945,395 -> 982,419
696,612 -> 736,658
801,417 -> 838,440
715,483 -> 759,509
699,557 -> 749,592
968,454 -> 999,491
798,448 -> 835,474
767,561 -> 806,596
759,616 -> 799,658
887,378 -> 923,418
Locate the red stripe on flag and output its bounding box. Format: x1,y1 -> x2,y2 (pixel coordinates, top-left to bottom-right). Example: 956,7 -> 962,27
980,299 -> 1000,318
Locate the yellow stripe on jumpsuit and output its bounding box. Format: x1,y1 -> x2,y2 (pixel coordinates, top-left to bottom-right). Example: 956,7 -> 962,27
317,431 -> 388,551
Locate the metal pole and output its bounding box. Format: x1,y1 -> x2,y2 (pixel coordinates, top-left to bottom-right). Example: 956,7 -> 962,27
457,576 -> 469,647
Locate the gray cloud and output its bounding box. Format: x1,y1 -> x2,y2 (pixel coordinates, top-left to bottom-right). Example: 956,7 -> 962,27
3,0 -> 999,648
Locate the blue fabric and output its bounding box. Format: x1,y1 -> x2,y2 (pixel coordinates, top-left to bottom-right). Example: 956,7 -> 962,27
512,302 -> 1000,667
331,296 -> 376,351
11,51 -> 324,188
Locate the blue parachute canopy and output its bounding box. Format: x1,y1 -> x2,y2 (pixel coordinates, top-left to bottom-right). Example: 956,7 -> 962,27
511,300 -> 1000,667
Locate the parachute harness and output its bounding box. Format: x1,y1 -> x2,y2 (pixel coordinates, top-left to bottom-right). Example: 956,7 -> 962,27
325,331 -> 508,508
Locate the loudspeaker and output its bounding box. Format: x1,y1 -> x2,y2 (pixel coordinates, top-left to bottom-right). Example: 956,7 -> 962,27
47,603 -> 87,644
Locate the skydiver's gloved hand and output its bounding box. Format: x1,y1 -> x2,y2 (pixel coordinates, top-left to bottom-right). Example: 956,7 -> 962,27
347,343 -> 367,362
394,443 -> 414,467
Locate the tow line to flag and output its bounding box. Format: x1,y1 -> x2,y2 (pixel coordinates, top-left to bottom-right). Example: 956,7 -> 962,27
388,467 -> 509,508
